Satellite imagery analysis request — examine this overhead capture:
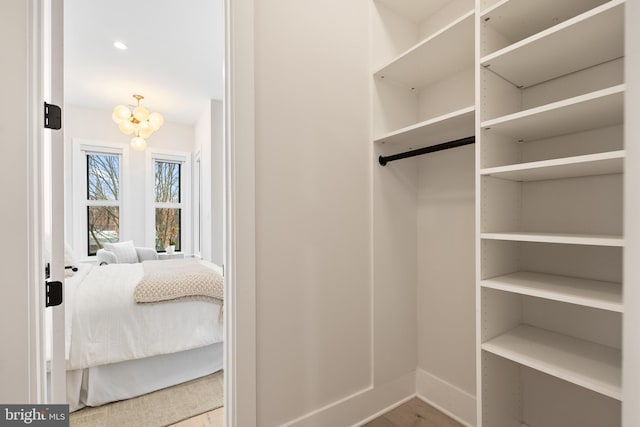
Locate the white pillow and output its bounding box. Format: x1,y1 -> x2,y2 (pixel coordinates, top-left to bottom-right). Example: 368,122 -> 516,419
102,240 -> 139,264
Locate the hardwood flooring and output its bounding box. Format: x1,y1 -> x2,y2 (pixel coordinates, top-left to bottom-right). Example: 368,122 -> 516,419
363,398 -> 464,427
170,397 -> 461,427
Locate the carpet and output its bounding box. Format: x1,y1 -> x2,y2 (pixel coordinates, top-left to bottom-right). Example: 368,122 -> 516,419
70,371 -> 223,427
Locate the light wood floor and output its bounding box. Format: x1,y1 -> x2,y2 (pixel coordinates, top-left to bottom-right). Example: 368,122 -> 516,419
170,398 -> 461,427
363,398 -> 464,427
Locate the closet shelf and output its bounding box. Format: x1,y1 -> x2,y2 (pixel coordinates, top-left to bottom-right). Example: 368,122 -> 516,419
480,150 -> 625,181
374,106 -> 474,151
373,10 -> 474,90
481,84 -> 625,141
481,0 -> 624,88
375,0 -> 449,24
480,0 -> 608,42
482,325 -> 621,400
480,232 -> 624,247
481,271 -> 622,312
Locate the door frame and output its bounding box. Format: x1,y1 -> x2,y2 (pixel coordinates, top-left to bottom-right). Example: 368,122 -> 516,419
25,0 -> 259,424
224,0 -> 257,424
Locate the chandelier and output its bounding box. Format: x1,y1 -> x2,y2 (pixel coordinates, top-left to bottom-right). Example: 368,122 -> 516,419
112,94 -> 164,151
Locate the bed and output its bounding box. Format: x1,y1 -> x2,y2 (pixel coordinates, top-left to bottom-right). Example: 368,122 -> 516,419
63,259 -> 224,411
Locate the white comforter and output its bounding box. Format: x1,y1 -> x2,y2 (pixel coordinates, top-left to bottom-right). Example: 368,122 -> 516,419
66,261 -> 223,370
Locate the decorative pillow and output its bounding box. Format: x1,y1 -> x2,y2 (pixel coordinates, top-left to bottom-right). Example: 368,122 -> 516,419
102,241 -> 139,264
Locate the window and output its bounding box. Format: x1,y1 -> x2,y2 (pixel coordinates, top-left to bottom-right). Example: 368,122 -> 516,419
73,140 -> 129,259
154,159 -> 183,252
86,152 -> 121,255
146,150 -> 190,254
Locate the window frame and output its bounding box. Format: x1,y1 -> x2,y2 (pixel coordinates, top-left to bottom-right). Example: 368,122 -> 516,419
146,148 -> 191,254
73,139 -> 131,260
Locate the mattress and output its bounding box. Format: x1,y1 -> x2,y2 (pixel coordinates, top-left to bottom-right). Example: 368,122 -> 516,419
66,261 -> 224,369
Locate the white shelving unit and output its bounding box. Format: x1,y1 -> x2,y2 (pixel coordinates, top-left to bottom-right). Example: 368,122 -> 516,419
477,0 -> 625,425
374,10 -> 474,89
372,1 -> 476,147
481,272 -> 622,312
374,105 -> 474,151
482,325 -> 622,400
480,0 -> 624,88
481,232 -> 624,247
479,0 -> 609,46
480,150 -> 625,181
481,85 -> 625,141
372,0 -> 627,424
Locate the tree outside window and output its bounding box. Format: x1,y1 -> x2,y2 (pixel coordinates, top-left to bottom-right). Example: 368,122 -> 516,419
86,153 -> 120,255
154,160 -> 181,252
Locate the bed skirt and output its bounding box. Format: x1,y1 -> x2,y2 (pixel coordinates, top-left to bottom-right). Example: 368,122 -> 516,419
68,343 -> 223,412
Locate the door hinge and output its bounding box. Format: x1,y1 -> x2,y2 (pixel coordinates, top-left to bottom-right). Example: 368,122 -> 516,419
46,281 -> 63,307
44,102 -> 62,130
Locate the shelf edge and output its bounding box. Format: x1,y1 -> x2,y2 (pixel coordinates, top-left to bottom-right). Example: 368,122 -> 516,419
374,105 -> 475,143
373,9 -> 475,78
480,84 -> 626,129
479,0 -> 625,66
479,150 -> 626,176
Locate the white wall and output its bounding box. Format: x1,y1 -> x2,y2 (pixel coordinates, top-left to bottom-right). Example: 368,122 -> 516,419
210,101 -> 224,265
194,102 -> 212,260
0,0 -> 35,404
416,146 -> 476,423
63,105 -> 194,255
373,154 -> 418,387
194,100 -> 224,265
254,0 -> 385,425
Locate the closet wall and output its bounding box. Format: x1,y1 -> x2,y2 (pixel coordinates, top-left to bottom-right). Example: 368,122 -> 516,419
254,1 -> 376,425
372,0 -> 477,424
193,100 -> 224,265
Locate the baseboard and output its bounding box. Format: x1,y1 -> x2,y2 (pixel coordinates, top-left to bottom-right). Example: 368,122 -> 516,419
282,371 -> 416,427
415,368 -> 476,427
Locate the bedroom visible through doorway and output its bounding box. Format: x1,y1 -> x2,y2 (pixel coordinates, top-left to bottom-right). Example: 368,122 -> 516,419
43,0 -> 226,422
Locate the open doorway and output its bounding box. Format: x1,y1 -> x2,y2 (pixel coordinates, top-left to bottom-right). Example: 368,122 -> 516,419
44,1 -> 227,424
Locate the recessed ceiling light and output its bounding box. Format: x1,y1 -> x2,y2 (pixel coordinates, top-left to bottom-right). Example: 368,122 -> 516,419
113,41 -> 128,50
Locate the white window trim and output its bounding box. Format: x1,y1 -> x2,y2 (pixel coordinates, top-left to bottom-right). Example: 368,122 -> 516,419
72,139 -> 130,261
145,148 -> 192,255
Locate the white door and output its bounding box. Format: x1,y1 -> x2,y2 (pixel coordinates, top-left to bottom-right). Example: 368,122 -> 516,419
44,0 -> 67,404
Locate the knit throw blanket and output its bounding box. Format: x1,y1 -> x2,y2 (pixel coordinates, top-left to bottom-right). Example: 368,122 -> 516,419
134,259 -> 224,305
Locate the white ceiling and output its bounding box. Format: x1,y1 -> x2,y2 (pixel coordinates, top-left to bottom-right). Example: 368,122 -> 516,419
64,0 -> 224,125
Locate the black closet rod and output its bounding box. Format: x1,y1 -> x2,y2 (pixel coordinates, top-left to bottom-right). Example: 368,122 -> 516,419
378,136 -> 475,166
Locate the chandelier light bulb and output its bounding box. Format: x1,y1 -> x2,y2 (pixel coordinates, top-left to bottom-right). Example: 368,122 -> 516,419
112,105 -> 131,123
118,120 -> 136,135
149,112 -> 164,131
133,105 -> 150,122
130,136 -> 147,151
138,122 -> 154,139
